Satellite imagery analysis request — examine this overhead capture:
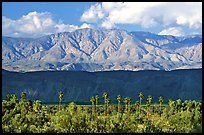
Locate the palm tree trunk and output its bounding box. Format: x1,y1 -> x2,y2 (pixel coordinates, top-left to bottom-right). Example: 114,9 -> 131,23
118,102 -> 120,113
59,100 -> 61,111
92,102 -> 94,114
96,101 -> 98,113
140,98 -> 142,111
107,105 -> 109,116
128,103 -> 131,113
104,99 -> 107,116
160,102 -> 162,112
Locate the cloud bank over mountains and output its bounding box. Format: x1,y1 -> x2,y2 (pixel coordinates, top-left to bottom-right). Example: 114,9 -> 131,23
2,2 -> 202,38
158,27 -> 185,37
2,11 -> 93,38
81,2 -> 202,29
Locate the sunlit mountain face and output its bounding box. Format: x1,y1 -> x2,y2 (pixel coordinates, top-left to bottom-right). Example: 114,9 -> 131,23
2,28 -> 202,72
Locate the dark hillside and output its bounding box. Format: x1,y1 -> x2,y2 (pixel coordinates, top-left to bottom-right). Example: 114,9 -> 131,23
2,69 -> 202,102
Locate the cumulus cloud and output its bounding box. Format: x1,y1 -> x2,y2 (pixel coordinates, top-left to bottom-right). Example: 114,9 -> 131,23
80,2 -> 202,29
158,27 -> 185,37
81,3 -> 105,22
80,23 -> 92,29
2,11 -> 93,38
55,23 -> 92,33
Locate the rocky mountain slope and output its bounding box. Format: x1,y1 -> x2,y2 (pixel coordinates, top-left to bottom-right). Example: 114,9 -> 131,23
2,28 -> 202,72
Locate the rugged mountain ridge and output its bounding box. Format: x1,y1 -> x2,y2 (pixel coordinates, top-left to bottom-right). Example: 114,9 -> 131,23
2,28 -> 202,72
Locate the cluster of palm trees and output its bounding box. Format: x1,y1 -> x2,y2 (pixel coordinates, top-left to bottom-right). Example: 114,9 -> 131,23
90,95 -> 100,114
16,90 -> 164,114
88,91 -> 165,115
10,91 -> 164,114
138,92 -> 164,112
123,97 -> 132,113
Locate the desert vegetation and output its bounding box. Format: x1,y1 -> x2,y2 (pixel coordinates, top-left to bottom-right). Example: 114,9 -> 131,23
2,91 -> 202,133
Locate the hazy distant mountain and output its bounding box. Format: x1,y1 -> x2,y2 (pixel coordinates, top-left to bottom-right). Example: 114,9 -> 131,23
2,69 -> 202,102
2,28 -> 202,72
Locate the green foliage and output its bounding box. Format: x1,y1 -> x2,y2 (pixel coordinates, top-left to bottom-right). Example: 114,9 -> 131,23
21,92 -> 26,101
2,91 -> 202,133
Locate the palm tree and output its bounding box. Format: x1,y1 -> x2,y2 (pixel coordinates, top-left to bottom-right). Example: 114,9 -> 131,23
58,91 -> 64,111
159,96 -> 164,111
106,98 -> 110,115
33,100 -> 42,113
183,100 -> 189,111
27,100 -> 33,111
95,95 -> 99,113
103,92 -> 108,101
117,95 -> 122,113
124,97 -> 128,112
21,92 -> 26,101
10,94 -> 18,109
146,95 -> 153,117
139,92 -> 144,109
176,99 -> 182,111
6,94 -> 12,101
11,94 -> 18,103
127,97 -> 132,113
90,96 -> 95,114
147,95 -> 153,108
103,92 -> 108,116
135,101 -> 140,111
168,99 -> 175,111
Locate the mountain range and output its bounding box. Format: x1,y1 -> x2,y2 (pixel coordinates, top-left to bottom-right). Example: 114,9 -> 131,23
2,28 -> 202,72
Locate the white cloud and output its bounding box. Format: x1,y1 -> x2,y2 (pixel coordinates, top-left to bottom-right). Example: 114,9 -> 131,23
2,11 -> 93,38
101,20 -> 115,29
191,32 -> 200,35
80,3 -> 105,22
80,2 -> 202,29
80,23 -> 92,29
55,23 -> 92,33
158,27 -> 185,37
55,24 -> 79,33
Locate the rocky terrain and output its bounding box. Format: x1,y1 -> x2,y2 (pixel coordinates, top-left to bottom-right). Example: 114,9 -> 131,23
2,28 -> 202,72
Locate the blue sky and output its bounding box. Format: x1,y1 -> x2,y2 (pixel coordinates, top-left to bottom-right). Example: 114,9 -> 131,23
2,2 -> 96,25
2,2 -> 202,38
